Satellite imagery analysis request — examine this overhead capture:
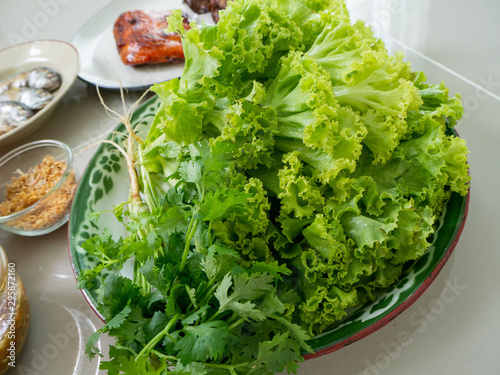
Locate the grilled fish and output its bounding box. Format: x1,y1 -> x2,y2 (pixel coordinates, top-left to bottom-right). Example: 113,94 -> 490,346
0,101 -> 33,132
0,66 -> 61,95
0,72 -> 29,95
0,87 -> 53,111
28,67 -> 62,92
113,10 -> 191,66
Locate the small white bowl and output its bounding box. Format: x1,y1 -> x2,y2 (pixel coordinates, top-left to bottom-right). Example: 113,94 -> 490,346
0,40 -> 79,148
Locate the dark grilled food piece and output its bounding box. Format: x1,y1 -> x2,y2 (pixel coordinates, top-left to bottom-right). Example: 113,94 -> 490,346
113,10 -> 191,66
184,0 -> 210,13
208,0 -> 230,23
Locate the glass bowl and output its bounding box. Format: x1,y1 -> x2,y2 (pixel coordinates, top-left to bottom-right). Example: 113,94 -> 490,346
0,244 -> 30,373
0,140 -> 78,236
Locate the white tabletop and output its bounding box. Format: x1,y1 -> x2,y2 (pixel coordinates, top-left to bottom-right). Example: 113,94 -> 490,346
0,1 -> 498,374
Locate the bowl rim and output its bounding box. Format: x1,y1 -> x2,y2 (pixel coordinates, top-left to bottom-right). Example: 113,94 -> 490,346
0,38 -> 78,55
0,139 -> 74,223
0,39 -> 80,146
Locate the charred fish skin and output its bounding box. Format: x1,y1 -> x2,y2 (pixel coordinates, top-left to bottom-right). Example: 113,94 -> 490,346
0,101 -> 33,127
0,87 -> 53,111
113,10 -> 191,66
28,67 -> 62,92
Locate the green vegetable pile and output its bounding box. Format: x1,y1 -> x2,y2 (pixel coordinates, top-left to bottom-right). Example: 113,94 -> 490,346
77,0 -> 470,373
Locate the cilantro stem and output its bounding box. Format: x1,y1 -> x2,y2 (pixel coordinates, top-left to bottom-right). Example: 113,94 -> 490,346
98,254 -> 120,266
204,361 -> 250,370
179,218 -> 199,273
192,281 -> 219,312
115,344 -> 138,356
150,350 -> 251,373
131,226 -> 151,293
228,317 -> 245,331
165,332 -> 178,345
150,349 -> 177,362
136,312 -> 181,361
126,135 -> 141,203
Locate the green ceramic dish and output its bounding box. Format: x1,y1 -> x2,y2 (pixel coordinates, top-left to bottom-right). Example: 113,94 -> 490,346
68,95 -> 469,356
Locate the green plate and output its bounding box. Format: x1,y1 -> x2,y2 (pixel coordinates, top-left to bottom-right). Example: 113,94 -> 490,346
68,95 -> 469,356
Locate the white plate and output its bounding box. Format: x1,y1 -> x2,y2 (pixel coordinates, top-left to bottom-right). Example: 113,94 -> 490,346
0,40 -> 79,148
71,0 -> 214,91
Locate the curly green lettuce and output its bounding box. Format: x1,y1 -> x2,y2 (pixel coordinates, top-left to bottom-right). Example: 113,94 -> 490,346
146,0 -> 470,338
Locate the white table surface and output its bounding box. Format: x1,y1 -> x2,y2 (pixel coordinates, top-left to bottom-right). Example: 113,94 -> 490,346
0,0 -> 499,374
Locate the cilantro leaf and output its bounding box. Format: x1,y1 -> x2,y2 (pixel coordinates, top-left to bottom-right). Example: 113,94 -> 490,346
173,361 -> 209,375
86,305 -> 132,359
215,273 -> 274,321
178,159 -> 203,184
101,349 -> 167,375
97,274 -> 140,320
197,188 -> 249,222
270,315 -> 313,353
139,258 -> 174,300
253,332 -> 303,374
143,311 -> 171,343
175,321 -> 229,364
